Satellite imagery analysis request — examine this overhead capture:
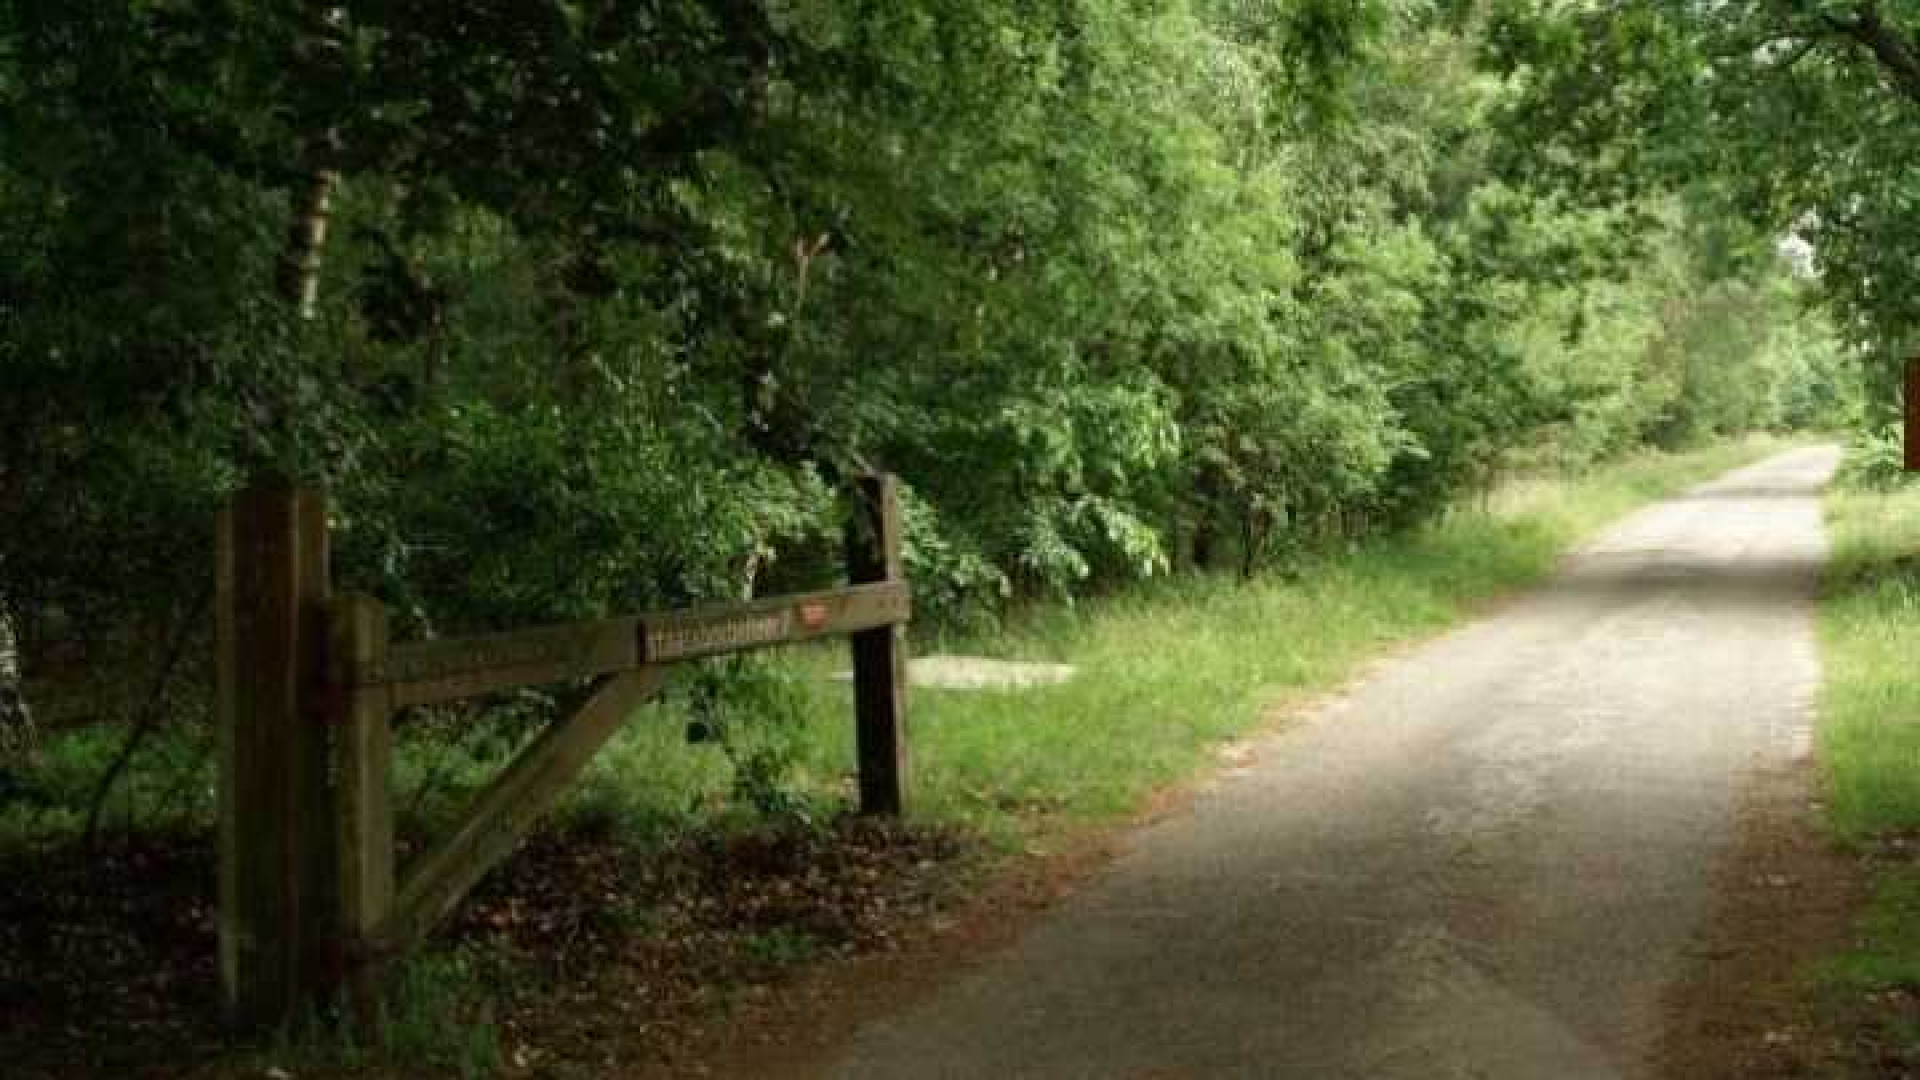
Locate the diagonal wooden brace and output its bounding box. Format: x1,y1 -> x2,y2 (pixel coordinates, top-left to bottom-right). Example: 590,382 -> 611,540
371,666 -> 668,955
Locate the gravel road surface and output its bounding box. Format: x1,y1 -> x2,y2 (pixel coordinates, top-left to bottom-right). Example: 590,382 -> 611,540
829,446 -> 1838,1079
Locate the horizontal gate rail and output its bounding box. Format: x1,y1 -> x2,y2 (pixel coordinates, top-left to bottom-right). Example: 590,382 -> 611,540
639,580 -> 909,664
344,580 -> 912,710
217,472 -> 912,1025
359,617 -> 640,709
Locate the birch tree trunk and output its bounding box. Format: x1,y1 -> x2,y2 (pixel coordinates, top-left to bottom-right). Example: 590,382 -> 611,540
0,612 -> 38,765
275,152 -> 339,320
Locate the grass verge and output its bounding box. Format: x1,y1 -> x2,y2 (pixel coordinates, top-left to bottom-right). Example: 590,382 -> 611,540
1821,483 -> 1920,846
1817,477 -> 1920,1070
566,434 -> 1795,847
3,436 -> 1793,857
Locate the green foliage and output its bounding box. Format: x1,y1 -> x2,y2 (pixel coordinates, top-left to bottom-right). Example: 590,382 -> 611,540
263,948 -> 503,1080
688,658 -> 824,823
1838,426 -> 1914,492
1817,467 -> 1920,853
1482,0 -> 1901,416
0,438 -> 1799,861
1829,870 -> 1920,999
741,926 -> 822,969
1816,467 -> 1920,1066
1,3 -> 1843,769
0,720 -> 213,849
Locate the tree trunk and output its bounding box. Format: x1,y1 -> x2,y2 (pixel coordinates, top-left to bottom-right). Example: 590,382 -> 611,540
0,612 -> 38,766
275,155 -> 340,320
1190,466 -> 1227,571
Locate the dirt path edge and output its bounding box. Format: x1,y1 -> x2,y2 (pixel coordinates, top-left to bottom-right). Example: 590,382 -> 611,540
1654,755 -> 1866,1079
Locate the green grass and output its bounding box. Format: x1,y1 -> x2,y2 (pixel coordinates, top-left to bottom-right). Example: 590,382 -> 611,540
261,949 -> 504,1080
2,436 -> 1792,859
558,434 -> 1793,846
1819,482 -> 1920,846
1817,474 -> 1920,1057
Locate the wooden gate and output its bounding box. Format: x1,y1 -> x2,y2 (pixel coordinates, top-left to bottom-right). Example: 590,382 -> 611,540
216,475 -> 910,1025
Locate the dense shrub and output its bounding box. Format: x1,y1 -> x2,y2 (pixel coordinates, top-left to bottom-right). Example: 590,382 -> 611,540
0,2 -> 1850,657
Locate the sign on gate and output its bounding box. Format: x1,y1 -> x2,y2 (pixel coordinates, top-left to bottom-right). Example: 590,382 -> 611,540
216,474 -> 912,1025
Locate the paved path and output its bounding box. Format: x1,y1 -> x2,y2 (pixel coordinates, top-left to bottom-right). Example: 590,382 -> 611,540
830,447 -> 1838,1079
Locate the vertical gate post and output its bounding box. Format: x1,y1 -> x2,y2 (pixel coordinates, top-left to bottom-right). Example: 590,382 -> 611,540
847,474 -> 909,816
330,592 -> 394,1012
216,479 -> 335,1026
1905,355 -> 1920,473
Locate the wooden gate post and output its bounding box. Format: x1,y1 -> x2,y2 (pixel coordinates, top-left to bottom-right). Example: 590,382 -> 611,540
216,479 -> 335,1026
330,592 -> 394,1012
1904,355 -> 1920,473
847,474 -> 909,816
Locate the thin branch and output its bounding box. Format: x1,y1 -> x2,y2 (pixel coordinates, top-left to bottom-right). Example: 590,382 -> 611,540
81,586 -> 212,850
1818,2 -> 1920,107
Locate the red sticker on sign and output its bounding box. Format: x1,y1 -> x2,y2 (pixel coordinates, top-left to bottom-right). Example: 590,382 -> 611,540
798,603 -> 829,630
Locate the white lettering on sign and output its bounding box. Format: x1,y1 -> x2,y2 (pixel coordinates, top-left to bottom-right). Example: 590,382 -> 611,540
645,612 -> 791,662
